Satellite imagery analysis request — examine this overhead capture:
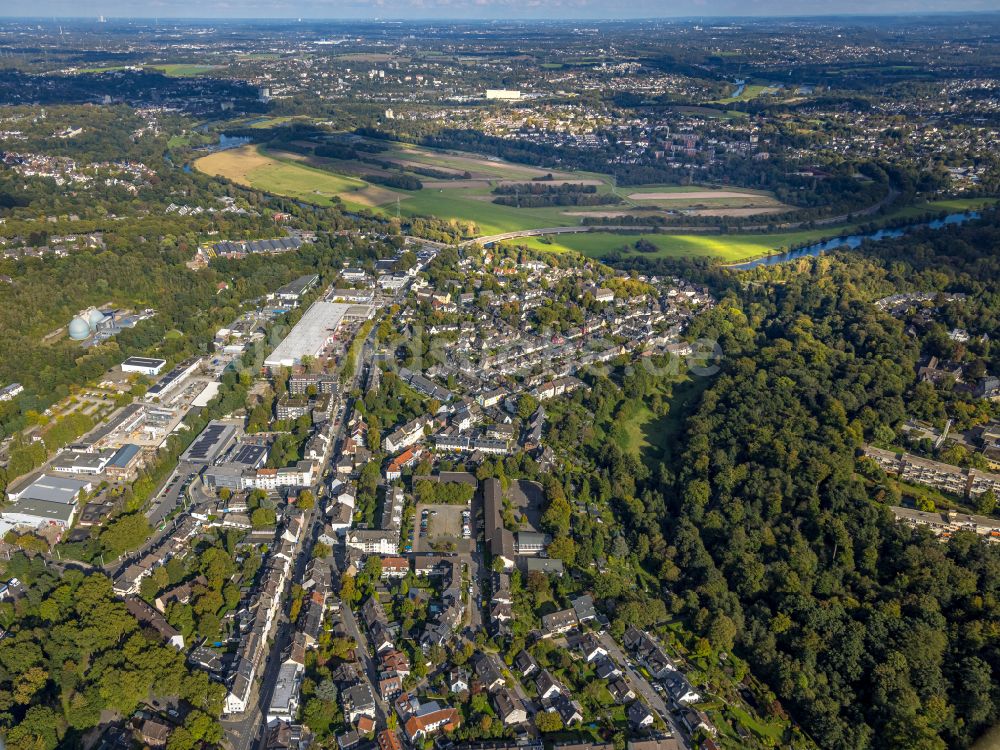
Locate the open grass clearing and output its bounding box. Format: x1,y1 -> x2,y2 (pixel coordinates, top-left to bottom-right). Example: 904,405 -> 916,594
617,403 -> 672,461
506,197 -> 998,262
511,230 -> 825,262
193,144 -> 402,209
713,83 -> 781,104
147,63 -> 221,76
248,116 -> 297,129
972,724 -> 1000,750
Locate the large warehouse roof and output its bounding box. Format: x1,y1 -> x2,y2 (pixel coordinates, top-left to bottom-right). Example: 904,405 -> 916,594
264,301 -> 353,368
9,474 -> 91,504
6,497 -> 77,524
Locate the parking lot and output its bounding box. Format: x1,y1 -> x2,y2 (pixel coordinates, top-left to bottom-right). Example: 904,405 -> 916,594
413,503 -> 474,553
507,479 -> 545,531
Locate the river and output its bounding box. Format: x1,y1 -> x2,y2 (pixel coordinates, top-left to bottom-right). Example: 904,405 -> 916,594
729,211 -> 981,270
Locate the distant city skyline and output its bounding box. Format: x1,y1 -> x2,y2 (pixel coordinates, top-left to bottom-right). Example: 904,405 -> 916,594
4,0 -> 1000,20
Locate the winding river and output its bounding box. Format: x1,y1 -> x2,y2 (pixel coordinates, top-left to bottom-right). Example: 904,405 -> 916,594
729,211 -> 982,270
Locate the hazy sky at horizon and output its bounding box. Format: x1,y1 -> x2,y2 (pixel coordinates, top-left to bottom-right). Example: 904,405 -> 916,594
4,0 -> 1000,20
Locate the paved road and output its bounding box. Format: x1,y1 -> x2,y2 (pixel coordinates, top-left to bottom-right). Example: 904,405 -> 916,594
146,460 -> 201,527
244,314 -> 380,749
339,599 -> 391,723
221,681 -> 263,750
598,632 -> 690,750
244,506 -> 318,750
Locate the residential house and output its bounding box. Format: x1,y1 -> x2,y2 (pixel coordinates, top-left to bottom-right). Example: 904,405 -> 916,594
403,706 -> 461,742
475,654 -> 506,692
342,683 -> 377,724
494,687 -> 528,726
571,594 -> 597,623
138,719 -> 171,748
535,670 -> 565,701
664,673 -> 701,705
608,678 -> 636,704
628,701 -> 655,730
627,737 -> 682,750
449,668 -> 470,694
378,730 -> 403,750
514,649 -> 538,677
541,608 -> 578,637
379,673 -> 403,702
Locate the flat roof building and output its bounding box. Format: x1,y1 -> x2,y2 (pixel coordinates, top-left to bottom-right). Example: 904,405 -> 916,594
1,497 -> 78,527
275,274 -> 320,303
0,383 -> 23,401
265,301 -> 359,369
145,358 -> 201,401
50,449 -> 113,475
267,659 -> 304,724
486,89 -> 521,100
105,444 -> 144,479
121,356 -> 167,376
180,421 -> 241,465
7,474 -> 91,504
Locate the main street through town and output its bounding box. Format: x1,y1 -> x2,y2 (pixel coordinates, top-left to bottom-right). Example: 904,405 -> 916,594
234,312 -> 382,750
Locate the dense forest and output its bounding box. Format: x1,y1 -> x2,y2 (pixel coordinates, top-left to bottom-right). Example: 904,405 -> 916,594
519,214 -> 1000,749
0,554 -> 226,750
658,219 -> 1000,748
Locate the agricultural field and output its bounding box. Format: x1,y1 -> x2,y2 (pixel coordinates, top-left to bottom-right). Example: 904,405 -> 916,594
505,197 -> 998,262
625,185 -> 788,215
193,145 -> 402,210
885,196 -> 997,220
194,138 -> 993,263
671,105 -> 749,120
511,230 -> 826,262
196,135 -> 787,234
147,63 -> 221,76
74,65 -> 132,74
712,82 -> 784,104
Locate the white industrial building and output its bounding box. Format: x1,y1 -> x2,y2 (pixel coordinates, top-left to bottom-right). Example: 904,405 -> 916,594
121,356 -> 167,376
1,474 -> 91,534
264,300 -> 373,369
50,449 -> 113,475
